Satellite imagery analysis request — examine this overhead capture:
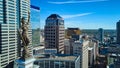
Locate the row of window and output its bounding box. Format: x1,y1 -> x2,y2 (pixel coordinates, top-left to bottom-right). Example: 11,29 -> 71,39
37,61 -> 75,68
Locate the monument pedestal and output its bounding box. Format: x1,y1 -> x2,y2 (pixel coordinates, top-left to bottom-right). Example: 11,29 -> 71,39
14,57 -> 35,68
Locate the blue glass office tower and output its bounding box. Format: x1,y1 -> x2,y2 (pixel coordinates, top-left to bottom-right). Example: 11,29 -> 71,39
0,0 -> 32,68
117,20 -> 120,44
98,28 -> 104,43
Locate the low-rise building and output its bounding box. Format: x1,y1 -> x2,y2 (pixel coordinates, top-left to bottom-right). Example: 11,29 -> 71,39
44,49 -> 57,54
107,44 -> 120,68
34,54 -> 80,68
33,45 -> 45,57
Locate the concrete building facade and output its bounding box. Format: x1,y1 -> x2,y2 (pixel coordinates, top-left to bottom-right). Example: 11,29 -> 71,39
45,14 -> 65,54
72,40 -> 89,68
0,0 -> 18,68
88,47 -> 94,67
64,39 -> 71,54
0,0 -> 32,67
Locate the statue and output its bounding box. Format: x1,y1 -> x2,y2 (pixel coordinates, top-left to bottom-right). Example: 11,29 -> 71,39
14,11 -> 36,68
18,11 -> 31,60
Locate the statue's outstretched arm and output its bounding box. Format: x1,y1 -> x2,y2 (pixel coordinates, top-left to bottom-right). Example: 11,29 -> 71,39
27,11 -> 30,25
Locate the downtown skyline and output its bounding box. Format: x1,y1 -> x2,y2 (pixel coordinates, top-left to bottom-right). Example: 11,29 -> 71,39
0,0 -> 119,68
31,0 -> 120,29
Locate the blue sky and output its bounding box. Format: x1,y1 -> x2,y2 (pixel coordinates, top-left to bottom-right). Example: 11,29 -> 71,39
31,0 -> 120,29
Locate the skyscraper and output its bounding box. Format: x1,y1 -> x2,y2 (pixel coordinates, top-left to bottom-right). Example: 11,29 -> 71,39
117,20 -> 120,44
45,14 -> 65,54
0,0 -> 17,68
98,28 -> 104,43
72,38 -> 89,68
31,5 -> 40,46
0,0 -> 32,68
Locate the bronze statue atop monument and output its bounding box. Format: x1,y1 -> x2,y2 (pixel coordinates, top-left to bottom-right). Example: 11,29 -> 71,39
14,11 -> 36,68
18,12 -> 31,60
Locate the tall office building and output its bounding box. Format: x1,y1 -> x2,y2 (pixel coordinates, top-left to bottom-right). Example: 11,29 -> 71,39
98,28 -> 104,43
45,14 -> 65,54
117,20 -> 120,44
0,0 -> 32,68
31,5 -> 40,46
72,36 -> 89,68
0,0 -> 17,68
72,40 -> 89,68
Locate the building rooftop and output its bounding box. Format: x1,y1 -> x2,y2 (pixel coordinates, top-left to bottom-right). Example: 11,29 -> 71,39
88,47 -> 93,50
68,28 -> 80,30
35,54 -> 79,61
47,14 -> 63,19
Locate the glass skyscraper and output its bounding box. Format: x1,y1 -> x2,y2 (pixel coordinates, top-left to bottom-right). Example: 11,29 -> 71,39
98,28 -> 104,43
117,20 -> 120,44
0,0 -> 32,68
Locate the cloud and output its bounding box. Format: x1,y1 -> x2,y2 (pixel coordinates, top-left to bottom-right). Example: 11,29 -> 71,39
48,0 -> 108,4
61,13 -> 93,19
